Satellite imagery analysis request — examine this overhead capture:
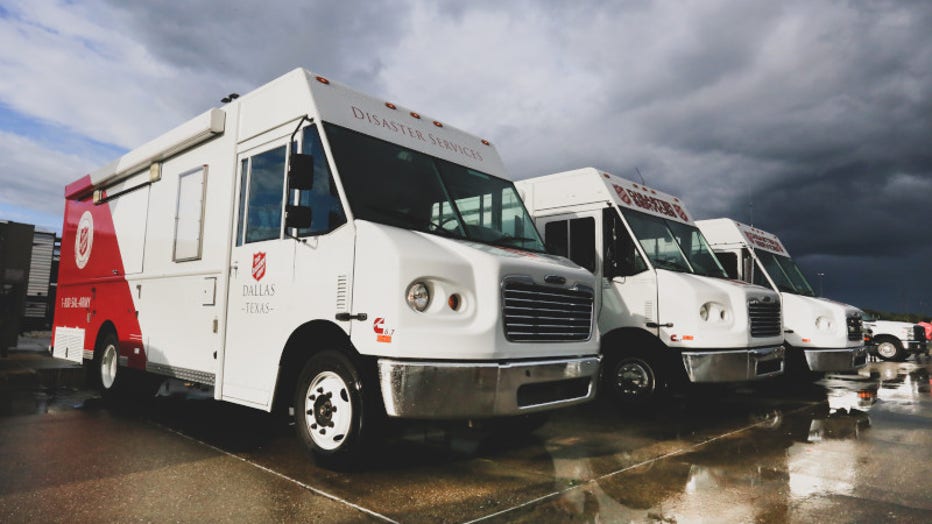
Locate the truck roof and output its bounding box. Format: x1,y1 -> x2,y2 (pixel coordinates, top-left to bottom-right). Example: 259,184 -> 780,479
697,218 -> 790,256
517,167 -> 694,225
66,68 -> 505,199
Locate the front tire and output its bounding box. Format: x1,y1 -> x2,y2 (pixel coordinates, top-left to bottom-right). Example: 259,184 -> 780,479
294,351 -> 376,470
875,338 -> 905,362
603,353 -> 666,407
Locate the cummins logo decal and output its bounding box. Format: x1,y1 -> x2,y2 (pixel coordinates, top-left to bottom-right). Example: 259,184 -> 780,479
75,210 -> 94,269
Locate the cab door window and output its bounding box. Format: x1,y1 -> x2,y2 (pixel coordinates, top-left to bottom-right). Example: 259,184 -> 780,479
241,146 -> 287,244
603,207 -> 647,277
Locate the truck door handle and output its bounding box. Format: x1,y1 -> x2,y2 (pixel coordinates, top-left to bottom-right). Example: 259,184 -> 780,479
646,322 -> 674,328
335,312 -> 368,322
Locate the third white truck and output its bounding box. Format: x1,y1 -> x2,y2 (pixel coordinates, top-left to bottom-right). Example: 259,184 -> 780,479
696,218 -> 867,375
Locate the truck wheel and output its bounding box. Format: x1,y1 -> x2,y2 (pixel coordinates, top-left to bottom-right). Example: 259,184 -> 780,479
875,338 -> 905,362
93,331 -> 124,398
294,351 -> 375,470
603,353 -> 666,406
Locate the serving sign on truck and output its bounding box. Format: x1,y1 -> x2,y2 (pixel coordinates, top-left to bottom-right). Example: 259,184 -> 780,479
696,218 -> 867,374
52,68 -> 600,467
516,168 -> 785,404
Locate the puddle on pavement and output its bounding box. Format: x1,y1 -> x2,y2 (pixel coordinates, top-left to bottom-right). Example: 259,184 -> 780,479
0,386 -> 97,417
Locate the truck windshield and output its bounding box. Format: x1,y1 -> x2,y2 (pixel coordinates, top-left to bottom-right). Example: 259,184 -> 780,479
324,123 -> 545,252
622,209 -> 727,278
755,251 -> 816,296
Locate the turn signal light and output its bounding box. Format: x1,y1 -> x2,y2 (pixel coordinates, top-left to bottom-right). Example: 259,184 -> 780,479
448,294 -> 461,311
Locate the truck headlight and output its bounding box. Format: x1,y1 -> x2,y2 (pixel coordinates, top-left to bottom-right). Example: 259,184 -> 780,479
699,302 -> 729,323
406,282 -> 431,312
815,316 -> 832,331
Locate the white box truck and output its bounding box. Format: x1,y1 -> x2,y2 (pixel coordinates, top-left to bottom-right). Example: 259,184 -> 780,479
862,314 -> 927,361
516,168 -> 785,405
51,69 -> 600,467
696,218 -> 867,374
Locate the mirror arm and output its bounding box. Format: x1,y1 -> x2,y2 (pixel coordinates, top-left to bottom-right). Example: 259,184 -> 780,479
289,115 -> 311,149
285,229 -> 307,244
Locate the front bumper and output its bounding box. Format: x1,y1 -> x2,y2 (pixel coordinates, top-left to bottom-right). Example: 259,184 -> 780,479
377,356 -> 600,418
681,345 -> 785,383
802,345 -> 868,371
906,340 -> 928,354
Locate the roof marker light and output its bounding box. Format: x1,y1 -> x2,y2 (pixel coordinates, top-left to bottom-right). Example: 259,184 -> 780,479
481,139 -> 491,146
410,112 -> 421,119
315,76 -> 330,85
385,102 -> 397,110
433,120 -> 443,128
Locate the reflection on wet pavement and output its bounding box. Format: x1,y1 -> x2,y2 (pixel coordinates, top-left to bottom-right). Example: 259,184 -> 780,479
2,360 -> 931,522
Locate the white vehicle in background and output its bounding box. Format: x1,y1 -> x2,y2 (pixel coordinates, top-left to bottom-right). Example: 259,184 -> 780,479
696,218 -> 867,375
862,314 -> 927,361
51,68 -> 601,468
517,168 -> 785,405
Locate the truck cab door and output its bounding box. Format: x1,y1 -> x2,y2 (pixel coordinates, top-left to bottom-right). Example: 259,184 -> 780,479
222,124 -> 354,409
599,206 -> 658,336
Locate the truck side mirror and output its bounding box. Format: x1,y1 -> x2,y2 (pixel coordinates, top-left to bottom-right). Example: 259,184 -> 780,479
285,204 -> 312,230
288,153 -> 314,190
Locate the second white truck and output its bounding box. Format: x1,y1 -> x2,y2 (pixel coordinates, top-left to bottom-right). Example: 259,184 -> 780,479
517,168 -> 785,405
696,218 -> 867,375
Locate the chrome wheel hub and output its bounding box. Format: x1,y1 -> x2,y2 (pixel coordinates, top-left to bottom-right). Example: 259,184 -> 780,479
304,371 -> 352,451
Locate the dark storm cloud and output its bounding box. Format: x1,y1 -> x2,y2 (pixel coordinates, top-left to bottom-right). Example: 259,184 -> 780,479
560,0 -> 932,313
3,0 -> 929,313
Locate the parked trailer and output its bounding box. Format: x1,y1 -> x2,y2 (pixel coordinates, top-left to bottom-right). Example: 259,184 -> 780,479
696,218 -> 867,374
52,69 -> 600,468
516,168 -> 785,405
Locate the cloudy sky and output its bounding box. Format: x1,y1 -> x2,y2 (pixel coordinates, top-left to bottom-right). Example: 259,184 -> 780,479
1,0 -> 930,314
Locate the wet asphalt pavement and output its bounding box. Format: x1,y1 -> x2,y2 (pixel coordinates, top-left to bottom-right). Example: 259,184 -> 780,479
2,350 -> 932,523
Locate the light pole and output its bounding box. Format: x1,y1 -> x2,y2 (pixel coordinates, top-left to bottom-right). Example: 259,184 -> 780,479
817,272 -> 825,297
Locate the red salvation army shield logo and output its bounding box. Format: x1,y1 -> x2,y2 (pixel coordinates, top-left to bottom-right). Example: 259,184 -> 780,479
74,210 -> 94,269
252,252 -> 267,281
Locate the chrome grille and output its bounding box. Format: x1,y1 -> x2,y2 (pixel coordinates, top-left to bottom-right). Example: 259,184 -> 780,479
748,299 -> 782,338
502,281 -> 593,342
847,315 -> 863,342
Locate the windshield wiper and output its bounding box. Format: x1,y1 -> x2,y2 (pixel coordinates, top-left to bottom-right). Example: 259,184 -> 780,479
367,206 -> 464,239
492,234 -> 540,247
654,259 -> 691,273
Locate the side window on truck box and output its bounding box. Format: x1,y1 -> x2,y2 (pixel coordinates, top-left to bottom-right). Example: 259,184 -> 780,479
173,165 -> 207,261
545,220 -> 569,257
297,125 -> 347,236
717,251 -> 738,279
543,217 -> 596,272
